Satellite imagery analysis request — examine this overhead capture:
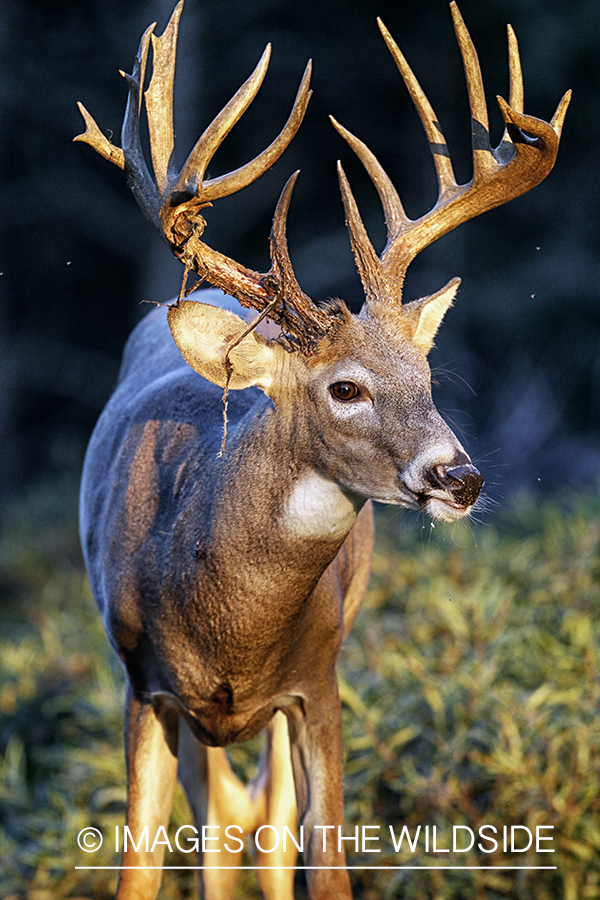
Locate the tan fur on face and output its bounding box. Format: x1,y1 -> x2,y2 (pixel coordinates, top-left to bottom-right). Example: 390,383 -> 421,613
354,279 -> 459,356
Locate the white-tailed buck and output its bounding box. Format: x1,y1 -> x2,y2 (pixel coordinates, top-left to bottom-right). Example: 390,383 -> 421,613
77,3 -> 568,898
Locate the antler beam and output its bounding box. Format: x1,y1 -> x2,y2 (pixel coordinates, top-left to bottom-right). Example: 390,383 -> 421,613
75,1 -> 338,353
331,1 -> 571,303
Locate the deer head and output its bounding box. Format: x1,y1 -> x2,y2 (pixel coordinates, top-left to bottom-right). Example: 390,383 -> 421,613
75,1 -> 569,521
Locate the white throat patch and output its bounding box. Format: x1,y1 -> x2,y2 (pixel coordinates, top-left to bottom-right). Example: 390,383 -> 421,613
283,472 -> 360,539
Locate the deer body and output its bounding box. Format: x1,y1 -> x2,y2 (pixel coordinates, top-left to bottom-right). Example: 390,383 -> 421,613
81,295 -> 377,748
76,3 -> 568,897
79,286 -> 469,735
80,288 -> 474,898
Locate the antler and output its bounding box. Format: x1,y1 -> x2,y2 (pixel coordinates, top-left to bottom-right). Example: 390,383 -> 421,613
331,1 -> 571,305
75,1 -> 338,353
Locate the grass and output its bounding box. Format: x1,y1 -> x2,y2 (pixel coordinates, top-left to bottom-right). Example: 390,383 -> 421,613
0,479 -> 599,899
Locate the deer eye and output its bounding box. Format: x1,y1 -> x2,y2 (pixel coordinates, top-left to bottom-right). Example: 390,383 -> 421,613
330,381 -> 361,402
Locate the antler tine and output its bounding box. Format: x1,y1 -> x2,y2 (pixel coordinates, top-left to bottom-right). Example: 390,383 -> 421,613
119,25 -> 161,229
449,3 -> 494,177
332,2 -> 570,301
493,24 -> 525,165
330,116 -> 408,242
376,17 -> 458,200
551,90 -> 571,138
75,22 -> 163,232
172,44 -> 272,201
144,1 -> 183,196
199,61 -> 312,204
335,160 -> 395,305
268,172 -> 338,347
507,25 -> 524,114
74,102 -> 125,170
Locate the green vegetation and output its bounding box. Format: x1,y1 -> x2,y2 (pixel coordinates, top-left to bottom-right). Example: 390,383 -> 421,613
1,481 -> 599,899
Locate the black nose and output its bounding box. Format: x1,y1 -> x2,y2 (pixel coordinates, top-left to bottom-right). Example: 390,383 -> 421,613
428,462 -> 484,507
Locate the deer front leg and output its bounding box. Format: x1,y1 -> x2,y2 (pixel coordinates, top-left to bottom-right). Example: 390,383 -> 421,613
178,719 -> 256,900
117,685 -> 179,900
285,685 -> 352,900
178,712 -> 298,900
249,711 -> 298,900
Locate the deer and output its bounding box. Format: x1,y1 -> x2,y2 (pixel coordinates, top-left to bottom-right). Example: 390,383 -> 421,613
76,3 -> 569,898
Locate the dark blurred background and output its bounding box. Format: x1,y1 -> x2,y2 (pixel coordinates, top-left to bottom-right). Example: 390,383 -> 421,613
1,0 -> 598,507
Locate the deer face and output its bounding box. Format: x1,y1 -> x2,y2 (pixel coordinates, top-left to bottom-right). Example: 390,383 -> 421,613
168,293 -> 483,524
294,300 -> 482,522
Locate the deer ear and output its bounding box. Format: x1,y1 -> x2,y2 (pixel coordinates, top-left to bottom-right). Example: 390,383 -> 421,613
402,278 -> 460,355
167,301 -> 280,391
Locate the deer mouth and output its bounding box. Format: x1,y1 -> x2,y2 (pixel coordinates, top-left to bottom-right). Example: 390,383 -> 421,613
398,461 -> 484,521
422,493 -> 478,522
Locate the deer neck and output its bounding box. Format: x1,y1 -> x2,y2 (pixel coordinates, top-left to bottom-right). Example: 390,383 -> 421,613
201,396 -> 365,594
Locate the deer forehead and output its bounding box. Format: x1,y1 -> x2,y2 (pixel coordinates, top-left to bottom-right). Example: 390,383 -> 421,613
297,311 -> 432,387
